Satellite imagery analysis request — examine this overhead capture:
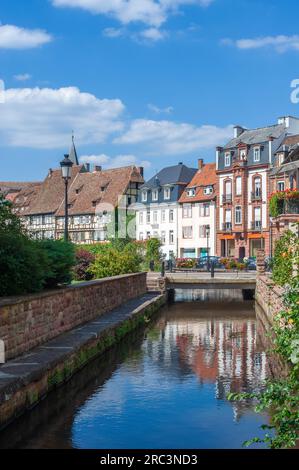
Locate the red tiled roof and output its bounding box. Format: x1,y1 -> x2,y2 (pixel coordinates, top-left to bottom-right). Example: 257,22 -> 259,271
54,166 -> 144,216
179,163 -> 217,203
24,165 -> 85,215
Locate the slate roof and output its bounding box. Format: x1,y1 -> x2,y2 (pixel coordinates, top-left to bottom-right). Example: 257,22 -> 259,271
69,138 -> 79,165
179,163 -> 217,203
275,134 -> 299,153
141,163 -> 197,189
224,124 -> 285,149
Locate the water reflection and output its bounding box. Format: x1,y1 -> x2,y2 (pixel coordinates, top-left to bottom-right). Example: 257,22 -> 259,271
0,301 -> 270,449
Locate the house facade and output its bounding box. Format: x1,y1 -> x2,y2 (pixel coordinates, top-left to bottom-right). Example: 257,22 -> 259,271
216,116 -> 299,259
5,158 -> 144,244
269,134 -> 299,247
178,160 -> 217,258
134,163 -> 197,259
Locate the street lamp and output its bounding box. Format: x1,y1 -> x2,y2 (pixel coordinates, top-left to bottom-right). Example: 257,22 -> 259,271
60,154 -> 73,241
206,225 -> 210,271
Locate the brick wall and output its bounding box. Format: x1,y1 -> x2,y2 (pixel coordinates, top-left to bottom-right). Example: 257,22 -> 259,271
0,273 -> 147,361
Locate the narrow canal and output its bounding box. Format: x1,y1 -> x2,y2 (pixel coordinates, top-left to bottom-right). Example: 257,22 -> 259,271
0,297 -> 271,449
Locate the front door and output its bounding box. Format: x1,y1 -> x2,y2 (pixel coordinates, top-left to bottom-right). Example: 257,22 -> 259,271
239,247 -> 245,261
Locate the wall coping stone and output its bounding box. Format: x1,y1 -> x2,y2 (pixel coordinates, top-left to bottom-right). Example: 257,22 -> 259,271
0,272 -> 147,308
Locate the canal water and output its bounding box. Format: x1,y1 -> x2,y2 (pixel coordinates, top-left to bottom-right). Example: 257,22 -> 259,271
0,299 -> 271,449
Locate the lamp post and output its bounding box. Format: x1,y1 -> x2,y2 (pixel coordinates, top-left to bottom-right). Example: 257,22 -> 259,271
60,154 -> 73,241
206,225 -> 210,271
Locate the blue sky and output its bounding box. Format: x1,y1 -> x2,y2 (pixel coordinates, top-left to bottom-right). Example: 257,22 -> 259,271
1,0 -> 299,181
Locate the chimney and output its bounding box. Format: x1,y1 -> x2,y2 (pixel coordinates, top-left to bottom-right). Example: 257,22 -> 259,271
233,125 -> 244,138
198,158 -> 204,170
138,166 -> 144,178
48,168 -> 53,177
94,165 -> 102,172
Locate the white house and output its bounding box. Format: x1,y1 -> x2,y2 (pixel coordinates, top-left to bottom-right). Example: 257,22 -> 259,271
135,163 -> 197,259
178,161 -> 217,258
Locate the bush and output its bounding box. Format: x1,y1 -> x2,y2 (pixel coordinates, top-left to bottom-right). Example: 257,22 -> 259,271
73,249 -> 95,281
0,232 -> 48,296
90,248 -> 141,279
272,230 -> 299,286
176,258 -> 196,269
38,239 -> 75,288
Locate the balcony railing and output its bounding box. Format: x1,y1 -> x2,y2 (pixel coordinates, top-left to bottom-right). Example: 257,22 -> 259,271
222,222 -> 232,232
251,221 -> 262,231
222,194 -> 232,204
277,199 -> 299,216
251,191 -> 262,201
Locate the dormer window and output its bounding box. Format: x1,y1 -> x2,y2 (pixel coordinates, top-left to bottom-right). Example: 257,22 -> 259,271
253,147 -> 261,162
239,149 -> 247,161
204,186 -> 213,195
187,188 -> 196,197
278,153 -> 285,166
164,187 -> 171,200
152,189 -> 159,201
142,190 -> 148,202
225,152 -> 231,167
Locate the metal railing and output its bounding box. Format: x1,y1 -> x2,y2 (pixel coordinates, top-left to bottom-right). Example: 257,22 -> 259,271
222,222 -> 232,232
251,191 -> 262,201
251,221 -> 262,231
222,194 -> 232,203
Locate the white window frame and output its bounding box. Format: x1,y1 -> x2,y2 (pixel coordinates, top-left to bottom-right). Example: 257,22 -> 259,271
235,176 -> 242,196
164,187 -> 171,200
169,210 -> 174,223
142,190 -> 147,202
182,204 -> 192,218
169,230 -> 174,245
224,152 -> 231,167
182,226 -> 193,239
187,188 -> 196,197
139,212 -> 144,225
277,181 -> 285,192
235,206 -> 242,225
161,209 -> 166,223
152,189 -> 159,201
253,146 -> 261,162
204,186 -> 213,195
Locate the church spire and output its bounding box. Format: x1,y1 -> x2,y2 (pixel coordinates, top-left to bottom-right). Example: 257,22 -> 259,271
69,132 -> 79,165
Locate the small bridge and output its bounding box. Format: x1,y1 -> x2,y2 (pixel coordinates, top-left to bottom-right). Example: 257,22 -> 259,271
147,272 -> 256,292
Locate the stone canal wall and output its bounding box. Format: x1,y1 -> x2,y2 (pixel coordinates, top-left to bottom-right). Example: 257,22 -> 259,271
255,274 -> 285,327
0,273 -> 147,361
0,293 -> 166,430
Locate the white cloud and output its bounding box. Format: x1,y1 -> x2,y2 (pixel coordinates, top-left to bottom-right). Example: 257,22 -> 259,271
115,119 -> 233,155
13,73 -> 32,82
138,27 -> 167,42
52,0 -> 214,27
222,35 -> 299,53
0,87 -> 125,148
0,24 -> 52,49
79,153 -> 151,169
102,27 -> 125,38
148,103 -> 174,114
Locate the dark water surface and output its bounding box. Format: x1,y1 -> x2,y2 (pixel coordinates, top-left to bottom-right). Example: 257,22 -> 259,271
0,300 -> 271,449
